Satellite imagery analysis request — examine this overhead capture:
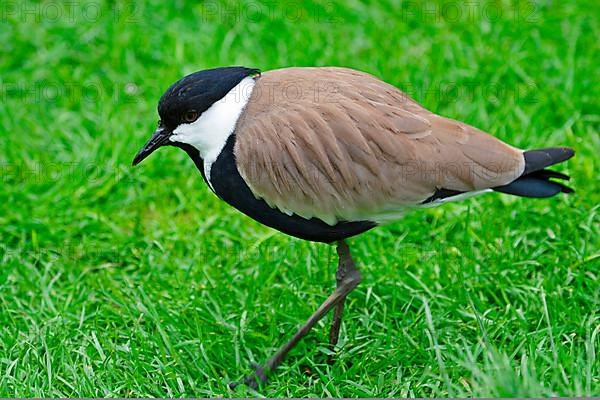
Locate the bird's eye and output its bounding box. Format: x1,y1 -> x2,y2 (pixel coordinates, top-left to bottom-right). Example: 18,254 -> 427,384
183,110 -> 199,123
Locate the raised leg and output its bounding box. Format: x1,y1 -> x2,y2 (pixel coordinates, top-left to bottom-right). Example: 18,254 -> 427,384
232,240 -> 361,389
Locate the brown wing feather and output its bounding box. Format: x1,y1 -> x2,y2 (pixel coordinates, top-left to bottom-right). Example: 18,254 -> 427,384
234,67 -> 525,224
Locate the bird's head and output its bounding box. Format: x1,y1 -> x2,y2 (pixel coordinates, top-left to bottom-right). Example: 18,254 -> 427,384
132,66 -> 260,166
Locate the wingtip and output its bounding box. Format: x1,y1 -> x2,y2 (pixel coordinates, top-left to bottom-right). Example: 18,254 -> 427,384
523,147 -> 575,175
560,147 -> 575,160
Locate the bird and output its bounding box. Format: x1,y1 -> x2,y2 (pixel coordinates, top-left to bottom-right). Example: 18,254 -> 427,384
132,66 -> 574,388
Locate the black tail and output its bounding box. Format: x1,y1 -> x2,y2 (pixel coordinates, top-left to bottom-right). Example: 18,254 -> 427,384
494,147 -> 575,198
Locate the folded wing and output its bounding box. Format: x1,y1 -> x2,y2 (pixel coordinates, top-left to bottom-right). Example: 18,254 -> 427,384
234,67 -> 525,225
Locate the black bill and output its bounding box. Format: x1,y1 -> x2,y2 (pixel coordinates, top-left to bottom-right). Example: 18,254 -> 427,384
132,126 -> 172,166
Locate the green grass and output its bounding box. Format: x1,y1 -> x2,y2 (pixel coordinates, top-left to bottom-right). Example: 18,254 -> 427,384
1,0 -> 599,396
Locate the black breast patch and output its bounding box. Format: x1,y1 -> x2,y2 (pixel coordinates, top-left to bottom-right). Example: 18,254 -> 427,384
179,137 -> 376,243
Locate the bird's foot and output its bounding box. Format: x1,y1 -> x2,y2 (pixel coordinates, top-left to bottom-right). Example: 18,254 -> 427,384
229,363 -> 268,390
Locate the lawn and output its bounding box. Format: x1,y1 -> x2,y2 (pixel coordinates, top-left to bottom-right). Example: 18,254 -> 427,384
1,0 -> 598,397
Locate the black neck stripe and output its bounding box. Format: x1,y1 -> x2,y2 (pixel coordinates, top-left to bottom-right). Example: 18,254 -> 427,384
178,136 -> 376,243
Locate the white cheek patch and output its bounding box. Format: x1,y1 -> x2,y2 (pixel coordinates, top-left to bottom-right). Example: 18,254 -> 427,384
170,76 -> 256,189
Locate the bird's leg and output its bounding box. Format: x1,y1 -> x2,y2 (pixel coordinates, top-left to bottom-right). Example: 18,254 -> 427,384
327,240 -> 356,364
232,240 -> 361,390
